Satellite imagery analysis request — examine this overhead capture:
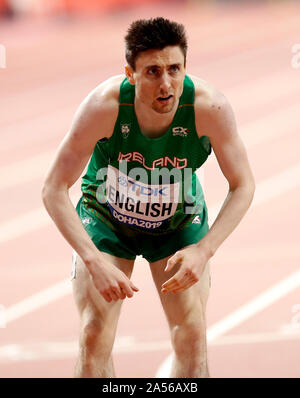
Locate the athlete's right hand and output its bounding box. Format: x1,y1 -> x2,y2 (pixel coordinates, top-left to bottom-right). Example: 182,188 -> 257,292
87,259 -> 139,303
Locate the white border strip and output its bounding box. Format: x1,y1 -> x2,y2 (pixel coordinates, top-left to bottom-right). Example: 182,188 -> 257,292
208,162 -> 300,223
155,269 -> 300,377
1,163 -> 299,326
0,194 -> 79,245
1,162 -> 299,246
1,328 -> 300,363
5,278 -> 72,325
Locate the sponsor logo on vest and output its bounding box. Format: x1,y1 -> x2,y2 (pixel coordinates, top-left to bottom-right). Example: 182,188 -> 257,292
106,165 -> 180,230
192,215 -> 201,224
121,123 -> 131,139
82,216 -> 93,226
172,126 -> 189,137
117,151 -> 188,170
117,176 -> 168,197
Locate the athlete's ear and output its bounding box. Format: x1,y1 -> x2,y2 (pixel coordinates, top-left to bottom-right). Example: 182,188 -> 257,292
125,65 -> 135,85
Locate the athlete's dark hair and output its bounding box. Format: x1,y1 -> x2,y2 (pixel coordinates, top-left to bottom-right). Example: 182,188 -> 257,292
125,17 -> 188,70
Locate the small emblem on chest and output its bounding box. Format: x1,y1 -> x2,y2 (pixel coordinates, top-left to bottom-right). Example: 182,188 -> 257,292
172,126 -> 189,137
121,123 -> 131,139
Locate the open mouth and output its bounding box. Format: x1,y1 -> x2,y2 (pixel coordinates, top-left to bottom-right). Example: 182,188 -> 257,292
157,95 -> 173,103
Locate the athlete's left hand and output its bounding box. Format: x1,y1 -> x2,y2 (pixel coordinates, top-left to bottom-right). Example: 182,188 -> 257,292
161,244 -> 211,294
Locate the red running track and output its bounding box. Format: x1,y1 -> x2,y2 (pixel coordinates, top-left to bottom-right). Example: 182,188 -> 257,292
0,1 -> 300,377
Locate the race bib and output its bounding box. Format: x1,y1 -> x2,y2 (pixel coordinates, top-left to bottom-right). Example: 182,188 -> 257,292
106,165 -> 180,230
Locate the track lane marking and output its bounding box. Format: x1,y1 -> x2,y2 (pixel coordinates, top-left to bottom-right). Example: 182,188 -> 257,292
5,278 -> 72,325
155,269 -> 300,377
208,161 -> 300,223
1,163 -> 299,326
1,327 -> 300,363
0,158 -> 300,245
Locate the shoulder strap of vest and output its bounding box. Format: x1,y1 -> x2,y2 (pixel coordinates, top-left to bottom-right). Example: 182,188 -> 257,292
119,78 -> 135,105
179,75 -> 195,106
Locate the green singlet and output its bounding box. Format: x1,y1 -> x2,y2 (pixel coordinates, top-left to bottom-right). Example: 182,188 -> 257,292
76,75 -> 212,262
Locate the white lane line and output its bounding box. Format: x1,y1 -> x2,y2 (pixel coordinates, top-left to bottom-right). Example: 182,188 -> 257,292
1,162 -> 299,246
209,329 -> 300,346
155,269 -> 300,377
0,151 -> 55,191
0,163 -> 299,350
3,257 -> 146,326
0,337 -> 172,363
226,70 -> 300,115
241,102 -> 300,149
0,194 -> 79,245
208,162 -> 300,224
207,270 -> 300,341
1,328 -> 300,363
5,278 -> 72,325
0,207 -> 53,245
0,163 -> 299,326
252,163 -> 300,206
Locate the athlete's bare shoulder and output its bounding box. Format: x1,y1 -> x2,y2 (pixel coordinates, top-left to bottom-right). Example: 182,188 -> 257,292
69,74 -> 125,142
88,74 -> 124,108
188,74 -> 227,113
188,74 -> 236,139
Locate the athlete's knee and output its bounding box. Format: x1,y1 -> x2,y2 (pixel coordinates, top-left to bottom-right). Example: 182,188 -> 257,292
80,319 -> 102,347
171,321 -> 206,358
79,318 -> 114,358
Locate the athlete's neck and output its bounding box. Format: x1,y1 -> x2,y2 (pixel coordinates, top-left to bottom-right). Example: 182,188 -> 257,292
134,98 -> 179,139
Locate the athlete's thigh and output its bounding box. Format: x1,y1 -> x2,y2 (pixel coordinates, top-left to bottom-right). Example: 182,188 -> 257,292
149,254 -> 210,327
72,252 -> 135,322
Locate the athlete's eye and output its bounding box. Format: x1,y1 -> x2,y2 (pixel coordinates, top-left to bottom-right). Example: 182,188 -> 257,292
170,64 -> 180,73
147,67 -> 159,76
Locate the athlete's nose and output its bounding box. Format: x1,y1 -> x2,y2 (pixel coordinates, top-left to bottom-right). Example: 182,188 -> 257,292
159,71 -> 171,94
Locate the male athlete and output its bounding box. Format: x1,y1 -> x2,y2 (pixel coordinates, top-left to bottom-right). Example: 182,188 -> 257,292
42,18 -> 255,378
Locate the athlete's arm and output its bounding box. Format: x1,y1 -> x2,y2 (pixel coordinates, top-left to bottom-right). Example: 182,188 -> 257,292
195,84 -> 255,254
42,76 -> 138,302
162,80 -> 255,294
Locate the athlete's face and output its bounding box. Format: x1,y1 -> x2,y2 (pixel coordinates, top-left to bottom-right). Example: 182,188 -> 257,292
125,46 -> 186,114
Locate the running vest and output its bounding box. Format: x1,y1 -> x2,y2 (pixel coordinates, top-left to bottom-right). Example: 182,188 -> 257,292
80,75 -> 211,235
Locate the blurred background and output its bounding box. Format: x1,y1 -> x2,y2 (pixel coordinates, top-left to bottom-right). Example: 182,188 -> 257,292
1,0 -> 300,378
